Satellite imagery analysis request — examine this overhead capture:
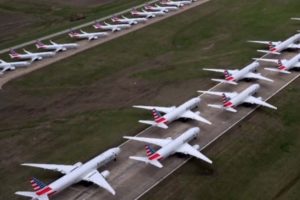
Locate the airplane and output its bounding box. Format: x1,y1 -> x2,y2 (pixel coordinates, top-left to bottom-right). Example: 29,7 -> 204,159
291,17 -> 300,21
203,61 -> 273,85
111,15 -> 148,25
15,147 -> 121,200
124,127 -> 212,168
0,59 -> 30,74
68,30 -> 108,41
35,40 -> 78,52
254,53 -> 300,74
198,84 -> 277,112
144,4 -> 178,12
130,9 -> 165,18
247,33 -> 300,54
93,22 -> 131,32
9,49 -> 55,62
160,0 -> 191,7
133,97 -> 211,129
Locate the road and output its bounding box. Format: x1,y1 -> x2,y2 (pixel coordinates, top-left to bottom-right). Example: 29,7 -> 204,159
50,50 -> 299,200
0,0 -> 210,89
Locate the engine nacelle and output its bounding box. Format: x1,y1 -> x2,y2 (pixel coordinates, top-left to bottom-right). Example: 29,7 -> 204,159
101,170 -> 110,178
193,144 -> 200,150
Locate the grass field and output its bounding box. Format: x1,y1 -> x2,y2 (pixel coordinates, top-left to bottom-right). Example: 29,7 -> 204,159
0,0 -> 300,199
0,0 -> 149,49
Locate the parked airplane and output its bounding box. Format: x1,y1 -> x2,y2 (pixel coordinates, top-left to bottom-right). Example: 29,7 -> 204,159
133,97 -> 211,129
111,15 -> 148,25
198,84 -> 277,112
144,4 -> 178,12
9,49 -> 55,62
160,0 -> 191,7
203,61 -> 273,85
247,33 -> 300,54
124,127 -> 212,168
254,53 -> 300,74
68,30 -> 108,41
15,147 -> 121,200
35,40 -> 78,52
93,22 -> 131,32
131,9 -> 165,18
291,17 -> 300,21
0,59 -> 30,74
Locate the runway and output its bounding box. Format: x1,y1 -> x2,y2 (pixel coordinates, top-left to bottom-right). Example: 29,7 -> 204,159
0,0 -> 210,89
51,50 -> 299,200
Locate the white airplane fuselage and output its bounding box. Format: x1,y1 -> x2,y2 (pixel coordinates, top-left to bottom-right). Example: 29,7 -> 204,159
37,148 -> 120,197
280,53 -> 300,71
153,127 -> 199,160
273,33 -> 300,52
37,43 -> 78,51
10,51 -> 55,61
232,61 -> 260,81
0,60 -> 30,69
69,32 -> 108,40
161,1 -> 184,7
112,17 -> 147,25
163,97 -> 200,123
227,84 -> 259,107
94,23 -> 131,32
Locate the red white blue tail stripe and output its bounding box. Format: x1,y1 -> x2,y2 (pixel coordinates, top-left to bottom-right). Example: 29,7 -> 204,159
30,177 -> 54,196
277,59 -> 287,70
222,93 -> 233,107
152,109 -> 167,124
224,70 -> 234,81
145,145 -> 161,160
30,177 -> 47,191
9,49 -> 20,58
268,41 -> 277,51
36,40 -> 45,48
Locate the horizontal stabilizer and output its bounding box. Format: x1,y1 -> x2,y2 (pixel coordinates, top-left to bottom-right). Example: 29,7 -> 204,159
15,191 -> 49,200
129,156 -> 163,168
264,68 -> 291,74
211,78 -> 238,85
208,104 -> 237,112
257,50 -> 280,55
138,120 -> 168,129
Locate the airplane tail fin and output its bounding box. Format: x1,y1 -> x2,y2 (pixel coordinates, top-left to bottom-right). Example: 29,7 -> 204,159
35,40 -> 45,49
30,177 -> 48,192
93,22 -> 101,29
9,49 -> 19,58
224,70 -> 235,81
130,146 -> 163,168
264,59 -> 290,74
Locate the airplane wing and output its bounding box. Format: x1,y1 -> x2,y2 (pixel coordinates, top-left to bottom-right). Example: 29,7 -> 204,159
203,68 -> 238,74
288,43 -> 300,49
123,136 -> 172,147
247,40 -> 280,45
198,91 -> 238,98
180,110 -> 212,125
21,163 -> 77,174
176,143 -> 212,164
244,96 -> 277,110
253,58 -> 282,64
244,72 -> 273,82
133,105 -> 175,113
83,170 -> 115,195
